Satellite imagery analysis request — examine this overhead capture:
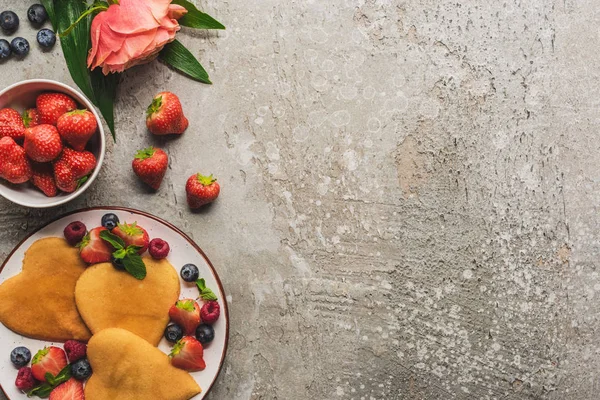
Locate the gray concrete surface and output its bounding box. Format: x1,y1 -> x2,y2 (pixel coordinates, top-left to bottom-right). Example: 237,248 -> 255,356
0,0 -> 597,399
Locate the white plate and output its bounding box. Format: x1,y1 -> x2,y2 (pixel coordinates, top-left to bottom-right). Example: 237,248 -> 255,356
0,207 -> 229,399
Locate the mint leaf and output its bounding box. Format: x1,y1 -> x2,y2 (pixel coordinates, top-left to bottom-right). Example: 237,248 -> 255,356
100,230 -> 125,249
28,382 -> 52,398
45,372 -> 55,386
195,278 -> 218,300
113,248 -> 127,259
54,364 -> 72,385
123,253 -> 146,280
29,364 -> 71,398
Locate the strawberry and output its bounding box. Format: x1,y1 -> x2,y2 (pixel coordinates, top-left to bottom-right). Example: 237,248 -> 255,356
0,108 -> 25,141
132,146 -> 168,190
31,163 -> 57,197
23,108 -> 40,128
169,299 -> 201,335
146,92 -> 189,135
24,124 -> 63,162
58,147 -> 96,179
169,336 -> 205,372
36,92 -> 77,126
56,110 -> 97,151
0,136 -> 32,184
31,347 -> 67,382
49,378 -> 84,400
53,159 -> 77,193
112,222 -> 150,253
186,173 -> 220,209
78,227 -> 113,264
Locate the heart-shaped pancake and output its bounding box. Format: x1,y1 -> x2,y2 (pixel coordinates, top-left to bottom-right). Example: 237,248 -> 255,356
75,256 -> 180,346
0,237 -> 92,342
85,328 -> 201,400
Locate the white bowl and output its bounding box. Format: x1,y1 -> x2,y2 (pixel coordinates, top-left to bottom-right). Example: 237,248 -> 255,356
0,79 -> 106,208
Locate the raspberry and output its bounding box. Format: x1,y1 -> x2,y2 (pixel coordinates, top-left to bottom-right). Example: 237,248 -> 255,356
148,238 -> 170,259
63,221 -> 87,246
64,340 -> 87,362
15,367 -> 37,392
200,301 -> 220,325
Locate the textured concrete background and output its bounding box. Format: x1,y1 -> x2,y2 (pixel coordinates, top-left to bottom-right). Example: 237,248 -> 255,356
0,0 -> 596,399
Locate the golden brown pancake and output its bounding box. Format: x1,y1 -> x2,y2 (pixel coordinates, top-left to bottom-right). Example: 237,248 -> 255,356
0,237 -> 92,341
86,328 -> 201,400
75,256 -> 180,346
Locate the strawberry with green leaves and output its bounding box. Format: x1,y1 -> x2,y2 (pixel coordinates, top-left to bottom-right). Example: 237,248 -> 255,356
56,110 -> 97,151
78,227 -> 113,264
146,92 -> 188,135
169,336 -> 205,372
99,230 -> 147,280
132,147 -> 168,190
22,108 -> 40,128
169,299 -> 201,335
186,173 -> 220,209
0,108 -> 25,141
112,222 -> 149,254
31,347 -> 67,383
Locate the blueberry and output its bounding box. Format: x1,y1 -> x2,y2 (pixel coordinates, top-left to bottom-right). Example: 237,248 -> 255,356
0,11 -> 19,33
0,39 -> 10,60
180,264 -> 199,282
71,359 -> 92,381
10,37 -> 29,57
111,255 -> 125,271
195,324 -> 214,344
164,324 -> 183,343
27,4 -> 48,25
36,29 -> 55,49
101,213 -> 119,231
10,347 -> 31,368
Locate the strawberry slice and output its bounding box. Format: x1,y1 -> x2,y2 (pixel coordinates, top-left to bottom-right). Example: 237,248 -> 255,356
31,347 -> 67,382
49,378 -> 84,400
78,227 -> 113,264
169,336 -> 205,371
169,299 -> 201,335
112,221 -> 149,254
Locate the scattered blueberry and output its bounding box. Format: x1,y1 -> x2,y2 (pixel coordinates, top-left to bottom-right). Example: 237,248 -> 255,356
180,264 -> 199,282
36,28 -> 55,49
164,324 -> 183,343
0,11 -> 19,33
195,324 -> 214,344
71,358 -> 92,381
0,39 -> 10,60
111,254 -> 125,271
10,347 -> 31,368
101,213 -> 119,231
10,37 -> 29,57
27,4 -> 48,25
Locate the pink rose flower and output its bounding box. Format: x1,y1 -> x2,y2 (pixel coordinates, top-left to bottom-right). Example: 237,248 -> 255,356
87,0 -> 187,75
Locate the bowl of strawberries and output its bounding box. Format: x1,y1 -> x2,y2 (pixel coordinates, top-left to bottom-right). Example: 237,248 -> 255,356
0,79 -> 105,208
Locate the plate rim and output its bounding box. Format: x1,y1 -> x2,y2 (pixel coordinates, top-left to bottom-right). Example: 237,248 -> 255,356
0,206 -> 229,400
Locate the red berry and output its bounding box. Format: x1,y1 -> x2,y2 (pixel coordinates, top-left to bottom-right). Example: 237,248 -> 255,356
36,92 -> 77,126
49,378 -> 84,400
53,159 -> 77,193
0,108 -> 25,141
15,367 -> 38,392
31,346 -> 67,382
23,108 -> 40,128
31,163 -> 57,197
78,227 -> 113,264
63,340 -> 87,362
132,147 -> 168,190
57,147 -> 97,180
63,221 -> 87,246
186,173 -> 220,209
146,92 -> 188,135
169,299 -> 201,335
112,222 -> 149,254
24,124 -> 63,162
169,336 -> 205,371
148,238 -> 170,259
56,109 -> 97,151
0,136 -> 32,184
200,301 -> 221,325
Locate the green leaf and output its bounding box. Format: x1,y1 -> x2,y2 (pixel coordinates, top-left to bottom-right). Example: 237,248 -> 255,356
42,0 -> 118,139
159,40 -> 211,84
100,230 -> 125,249
53,364 -> 72,385
28,382 -> 53,398
195,278 -> 218,300
44,372 -> 56,386
171,0 -> 225,30
123,253 -> 147,280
